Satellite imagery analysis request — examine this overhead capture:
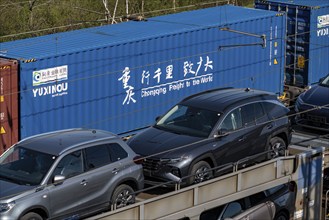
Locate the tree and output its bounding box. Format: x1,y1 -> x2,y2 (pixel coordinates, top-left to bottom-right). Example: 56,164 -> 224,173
0,0 -> 251,42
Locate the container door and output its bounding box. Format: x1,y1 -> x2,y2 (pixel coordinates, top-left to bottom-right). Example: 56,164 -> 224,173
0,58 -> 19,154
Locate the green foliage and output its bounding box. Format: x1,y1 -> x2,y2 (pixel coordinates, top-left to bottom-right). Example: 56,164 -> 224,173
0,0 -> 253,42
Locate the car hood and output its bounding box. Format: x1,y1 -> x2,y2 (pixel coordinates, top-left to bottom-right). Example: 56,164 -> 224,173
300,85 -> 329,106
0,179 -> 34,200
127,126 -> 203,158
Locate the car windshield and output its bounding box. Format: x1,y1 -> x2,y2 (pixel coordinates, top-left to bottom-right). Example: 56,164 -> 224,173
0,146 -> 56,186
155,104 -> 220,137
320,75 -> 329,87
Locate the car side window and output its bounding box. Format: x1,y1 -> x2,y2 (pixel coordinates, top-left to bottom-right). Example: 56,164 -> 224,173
221,108 -> 242,131
240,104 -> 255,127
221,202 -> 243,219
254,102 -> 266,123
199,205 -> 225,220
52,150 -> 83,179
240,103 -> 266,127
85,144 -> 111,170
108,143 -> 128,161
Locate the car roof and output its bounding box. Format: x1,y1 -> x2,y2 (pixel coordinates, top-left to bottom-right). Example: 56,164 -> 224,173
17,128 -> 117,156
180,88 -> 277,112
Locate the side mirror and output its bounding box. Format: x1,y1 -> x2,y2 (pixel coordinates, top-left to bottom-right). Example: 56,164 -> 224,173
155,116 -> 162,122
53,175 -> 65,185
214,128 -> 229,138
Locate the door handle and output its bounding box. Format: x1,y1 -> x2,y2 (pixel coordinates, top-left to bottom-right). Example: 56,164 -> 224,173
266,124 -> 273,129
238,136 -> 246,142
80,180 -> 88,186
112,168 -> 119,174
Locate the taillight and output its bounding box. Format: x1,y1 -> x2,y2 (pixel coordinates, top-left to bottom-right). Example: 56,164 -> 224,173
133,155 -> 144,165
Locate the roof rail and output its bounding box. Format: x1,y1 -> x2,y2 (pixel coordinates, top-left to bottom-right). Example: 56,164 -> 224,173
181,87 -> 234,102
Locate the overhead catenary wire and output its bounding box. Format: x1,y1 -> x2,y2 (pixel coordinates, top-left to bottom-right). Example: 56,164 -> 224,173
0,19 -> 324,95
0,41 -> 323,105
12,102 -> 329,178
0,36 -> 327,129
0,0 -> 230,40
0,3 -> 328,136
1,3 -> 328,201
1,21 -> 286,96
1,4 -> 326,55
1,8 -> 327,63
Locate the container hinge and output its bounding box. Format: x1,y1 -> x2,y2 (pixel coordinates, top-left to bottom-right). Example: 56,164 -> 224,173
218,27 -> 266,51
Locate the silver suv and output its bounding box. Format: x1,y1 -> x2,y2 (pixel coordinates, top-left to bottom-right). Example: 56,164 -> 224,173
0,128 -> 144,220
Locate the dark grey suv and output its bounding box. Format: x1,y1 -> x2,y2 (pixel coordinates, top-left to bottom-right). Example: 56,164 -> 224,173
0,128 -> 144,220
295,73 -> 329,131
127,88 -> 292,186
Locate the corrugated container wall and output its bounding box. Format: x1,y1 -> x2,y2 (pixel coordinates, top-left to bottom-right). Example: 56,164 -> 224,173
0,5 -> 286,148
255,0 -> 329,87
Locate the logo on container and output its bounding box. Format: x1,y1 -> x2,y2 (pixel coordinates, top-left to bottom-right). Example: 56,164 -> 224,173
32,65 -> 69,98
318,14 -> 329,28
33,72 -> 41,85
33,65 -> 68,86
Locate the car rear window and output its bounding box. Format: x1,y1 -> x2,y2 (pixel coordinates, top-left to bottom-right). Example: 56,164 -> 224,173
109,143 -> 128,161
84,143 -> 128,170
85,145 -> 111,169
262,101 -> 288,118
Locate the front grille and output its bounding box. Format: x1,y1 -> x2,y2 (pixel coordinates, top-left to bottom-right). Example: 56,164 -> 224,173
143,158 -> 161,171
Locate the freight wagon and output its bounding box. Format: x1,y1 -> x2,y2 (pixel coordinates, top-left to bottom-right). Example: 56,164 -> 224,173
255,0 -> 329,103
0,5 -> 287,153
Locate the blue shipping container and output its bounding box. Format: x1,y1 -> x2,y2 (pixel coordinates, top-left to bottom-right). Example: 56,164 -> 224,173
0,5 -> 286,143
255,0 -> 329,86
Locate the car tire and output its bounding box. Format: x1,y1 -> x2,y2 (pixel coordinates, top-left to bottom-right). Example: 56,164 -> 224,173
111,184 -> 135,210
188,161 -> 213,185
274,211 -> 289,220
21,212 -> 43,220
267,137 -> 286,159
